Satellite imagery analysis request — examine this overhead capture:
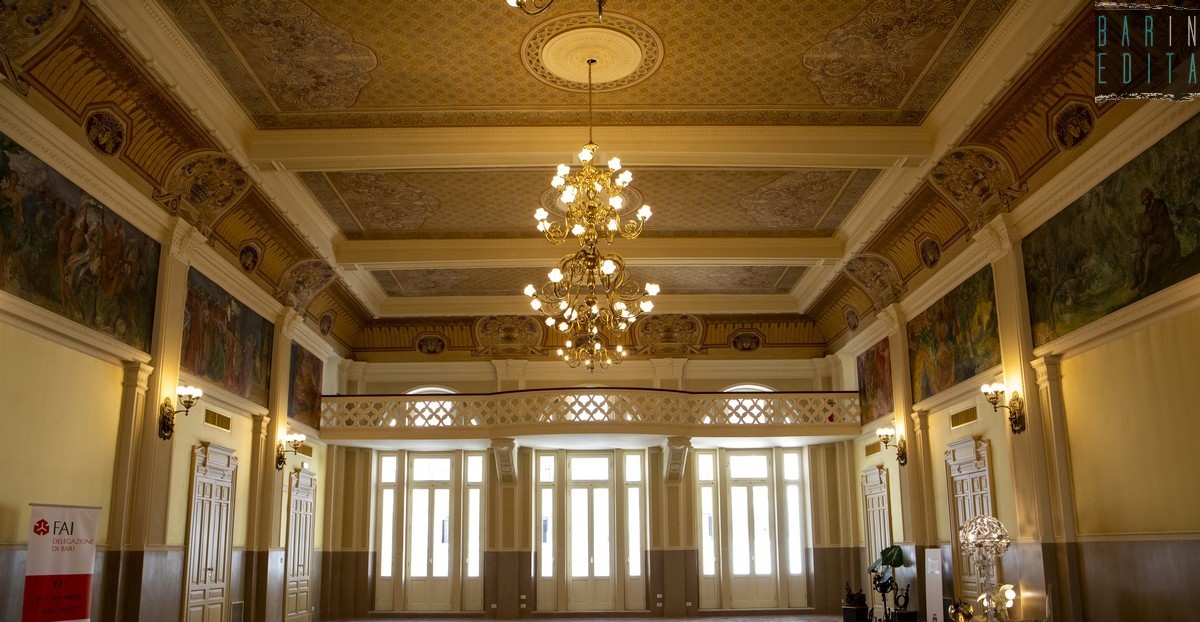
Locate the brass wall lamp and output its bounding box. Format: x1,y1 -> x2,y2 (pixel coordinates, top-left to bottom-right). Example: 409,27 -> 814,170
159,385 -> 203,440
981,383 -> 1026,434
876,425 -> 907,466
276,433 -> 306,470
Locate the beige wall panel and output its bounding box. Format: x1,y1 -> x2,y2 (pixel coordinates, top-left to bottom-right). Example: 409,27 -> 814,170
925,397 -> 1015,543
1060,305 -> 1200,535
166,402 -> 256,547
0,322 -> 123,545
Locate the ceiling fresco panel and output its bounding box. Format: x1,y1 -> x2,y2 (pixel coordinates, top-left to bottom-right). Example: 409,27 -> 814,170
302,167 -> 880,239
372,265 -> 807,298
158,0 -> 1013,128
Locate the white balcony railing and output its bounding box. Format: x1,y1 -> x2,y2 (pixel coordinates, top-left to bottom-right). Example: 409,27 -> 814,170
319,389 -> 861,439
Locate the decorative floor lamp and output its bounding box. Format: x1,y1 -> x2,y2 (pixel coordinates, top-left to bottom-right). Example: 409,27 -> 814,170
958,515 -> 1014,621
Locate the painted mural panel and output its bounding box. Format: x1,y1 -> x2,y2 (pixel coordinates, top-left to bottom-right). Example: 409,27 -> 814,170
1024,113 -> 1200,347
857,337 -> 894,423
182,268 -> 273,406
0,132 -> 159,350
907,266 -> 1001,403
288,343 -> 323,430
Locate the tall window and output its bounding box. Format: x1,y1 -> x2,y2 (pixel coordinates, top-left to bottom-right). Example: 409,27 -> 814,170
374,450 -> 485,612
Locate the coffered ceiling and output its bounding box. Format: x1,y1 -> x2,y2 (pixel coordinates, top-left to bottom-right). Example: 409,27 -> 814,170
2,0 -> 1095,357
158,0 -> 1011,128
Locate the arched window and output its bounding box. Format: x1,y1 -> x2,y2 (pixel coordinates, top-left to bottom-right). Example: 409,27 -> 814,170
720,384 -> 774,424
404,386 -> 456,427
565,385 -> 612,422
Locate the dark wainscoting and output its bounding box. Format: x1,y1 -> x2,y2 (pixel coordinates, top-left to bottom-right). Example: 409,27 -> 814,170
246,549 -> 285,621
1075,538 -> 1200,622
483,550 -> 531,618
810,546 -> 863,614
319,549 -> 373,619
647,548 -> 698,617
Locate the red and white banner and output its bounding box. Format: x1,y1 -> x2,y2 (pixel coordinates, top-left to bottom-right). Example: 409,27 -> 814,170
22,504 -> 99,622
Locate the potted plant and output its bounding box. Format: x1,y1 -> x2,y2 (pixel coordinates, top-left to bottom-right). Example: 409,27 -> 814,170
867,545 -> 917,622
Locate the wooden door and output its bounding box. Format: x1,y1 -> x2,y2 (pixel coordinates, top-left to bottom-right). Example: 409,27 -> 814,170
945,437 -> 995,600
285,469 -> 316,621
862,466 -> 892,616
184,443 -> 236,622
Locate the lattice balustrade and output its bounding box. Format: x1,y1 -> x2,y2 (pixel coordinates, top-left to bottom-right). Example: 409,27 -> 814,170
320,389 -> 860,435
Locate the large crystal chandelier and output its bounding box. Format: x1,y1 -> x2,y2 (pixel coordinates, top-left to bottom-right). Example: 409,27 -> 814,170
523,59 -> 659,371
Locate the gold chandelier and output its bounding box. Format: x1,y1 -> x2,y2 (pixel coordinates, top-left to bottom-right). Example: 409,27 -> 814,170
523,59 -> 659,371
505,0 -> 606,17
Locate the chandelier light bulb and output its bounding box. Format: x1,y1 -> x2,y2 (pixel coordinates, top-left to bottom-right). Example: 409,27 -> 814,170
614,301 -> 626,310
551,175 -> 565,188
608,156 -> 621,170
548,268 -> 564,282
618,170 -> 633,185
558,322 -> 568,331
609,196 -> 623,210
524,284 -> 537,297
558,300 -> 569,310
607,219 -> 618,231
557,163 -> 570,176
600,259 -> 617,275
616,345 -> 623,352
578,148 -> 593,162
566,340 -> 573,347
557,348 -> 564,356
530,299 -> 542,310
590,326 -> 598,334
618,322 -> 627,330
637,204 -> 652,220
639,300 -> 654,312
593,342 -> 601,350
534,207 -> 548,221
545,316 -> 555,326
506,0 -> 519,6
572,223 -> 586,236
591,304 -> 599,314
645,282 -> 660,296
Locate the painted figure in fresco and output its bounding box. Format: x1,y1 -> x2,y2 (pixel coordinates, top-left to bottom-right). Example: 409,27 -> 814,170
1133,188 -> 1181,293
239,244 -> 259,272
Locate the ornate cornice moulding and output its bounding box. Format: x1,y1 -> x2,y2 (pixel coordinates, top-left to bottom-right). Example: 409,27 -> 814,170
0,292 -> 152,366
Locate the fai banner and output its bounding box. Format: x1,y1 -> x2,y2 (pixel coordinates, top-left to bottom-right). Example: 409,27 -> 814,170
22,504 -> 100,622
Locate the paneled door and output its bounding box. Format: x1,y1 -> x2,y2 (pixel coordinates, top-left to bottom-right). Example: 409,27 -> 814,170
862,467 -> 892,616
566,455 -> 614,611
946,437 -> 995,600
184,443 -> 236,622
285,469 -> 317,621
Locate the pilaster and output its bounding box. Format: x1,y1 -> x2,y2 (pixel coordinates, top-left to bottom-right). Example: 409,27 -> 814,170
987,219 -> 1056,620
1029,355 -> 1083,622
491,359 -> 529,392
245,308 -> 299,621
649,358 -> 687,390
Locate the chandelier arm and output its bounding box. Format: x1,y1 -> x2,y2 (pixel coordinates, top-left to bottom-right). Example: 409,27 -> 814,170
514,0 -> 555,15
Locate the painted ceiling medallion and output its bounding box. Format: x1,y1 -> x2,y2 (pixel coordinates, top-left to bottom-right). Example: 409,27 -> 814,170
522,13 -> 662,92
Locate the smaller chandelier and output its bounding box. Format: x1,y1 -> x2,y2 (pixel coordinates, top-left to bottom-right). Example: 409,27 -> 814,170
523,247 -> 658,371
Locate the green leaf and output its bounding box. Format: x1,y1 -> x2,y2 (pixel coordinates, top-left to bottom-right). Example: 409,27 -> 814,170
880,545 -> 905,568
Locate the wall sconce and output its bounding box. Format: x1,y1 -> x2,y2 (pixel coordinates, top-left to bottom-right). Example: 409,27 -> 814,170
981,383 -> 1026,434
875,425 -> 907,466
276,433 -> 306,470
158,385 -> 203,440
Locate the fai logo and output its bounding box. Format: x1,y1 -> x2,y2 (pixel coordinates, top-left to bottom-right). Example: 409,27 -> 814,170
33,519 -> 50,536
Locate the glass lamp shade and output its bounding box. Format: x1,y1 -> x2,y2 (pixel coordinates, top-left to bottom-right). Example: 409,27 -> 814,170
958,515 -> 1011,562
